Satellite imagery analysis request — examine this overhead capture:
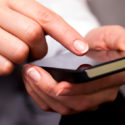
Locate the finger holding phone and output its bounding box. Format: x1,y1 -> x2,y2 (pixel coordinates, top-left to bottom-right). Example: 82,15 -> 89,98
23,64 -> 119,115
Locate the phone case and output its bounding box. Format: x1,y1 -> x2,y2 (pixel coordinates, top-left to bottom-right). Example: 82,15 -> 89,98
42,57 -> 125,83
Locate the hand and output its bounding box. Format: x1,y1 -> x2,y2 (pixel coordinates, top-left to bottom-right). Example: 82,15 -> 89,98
0,0 -> 88,75
23,64 -> 119,115
86,25 -> 125,51
53,25 -> 125,95
22,25 -> 125,114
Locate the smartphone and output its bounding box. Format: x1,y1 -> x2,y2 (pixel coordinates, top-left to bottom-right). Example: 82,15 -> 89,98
41,51 -> 125,84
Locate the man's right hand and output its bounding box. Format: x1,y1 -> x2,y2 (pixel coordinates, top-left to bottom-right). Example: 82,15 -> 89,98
0,0 -> 89,76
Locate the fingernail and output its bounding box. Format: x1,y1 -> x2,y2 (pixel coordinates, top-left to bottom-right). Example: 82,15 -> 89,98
26,67 -> 41,83
56,88 -> 64,96
56,88 -> 71,96
74,40 -> 89,54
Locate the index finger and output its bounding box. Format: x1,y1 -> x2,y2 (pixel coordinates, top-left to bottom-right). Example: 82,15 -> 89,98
8,0 -> 89,55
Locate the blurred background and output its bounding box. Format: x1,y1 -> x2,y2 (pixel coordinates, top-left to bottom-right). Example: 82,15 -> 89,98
88,0 -> 125,26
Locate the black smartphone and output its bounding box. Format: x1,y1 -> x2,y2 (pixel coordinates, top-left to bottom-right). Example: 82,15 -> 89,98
41,50 -> 125,84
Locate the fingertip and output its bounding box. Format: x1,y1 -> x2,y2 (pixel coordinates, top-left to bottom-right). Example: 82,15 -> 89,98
73,40 -> 89,56
0,55 -> 14,76
1,61 -> 14,76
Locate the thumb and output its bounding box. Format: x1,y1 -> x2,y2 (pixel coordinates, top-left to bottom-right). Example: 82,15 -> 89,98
23,64 -> 57,96
85,25 -> 125,51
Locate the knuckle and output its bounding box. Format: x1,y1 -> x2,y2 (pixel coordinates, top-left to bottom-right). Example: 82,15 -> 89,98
104,25 -> 124,37
25,23 -> 42,42
73,101 -> 90,112
38,10 -> 53,24
41,106 -> 50,111
59,108 -> 71,115
14,43 -> 29,64
37,9 -> 58,25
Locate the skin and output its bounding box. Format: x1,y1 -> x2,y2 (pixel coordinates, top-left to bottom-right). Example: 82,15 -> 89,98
0,0 -> 88,75
1,0 -> 125,115
23,26 -> 125,115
